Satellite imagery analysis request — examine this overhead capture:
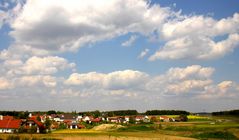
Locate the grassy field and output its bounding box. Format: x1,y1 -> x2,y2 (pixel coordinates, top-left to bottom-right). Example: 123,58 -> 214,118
1,115 -> 239,140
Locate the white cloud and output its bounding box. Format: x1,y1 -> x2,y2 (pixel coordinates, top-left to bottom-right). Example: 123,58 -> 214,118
198,81 -> 239,99
104,70 -> 148,90
146,65 -> 214,95
121,35 -> 138,47
65,72 -> 105,87
15,75 -> 57,88
150,13 -> 239,60
9,0 -> 170,53
0,44 -> 52,61
65,65 -> 219,96
0,0 -> 24,28
0,77 -> 13,90
5,56 -> 75,76
65,70 -> 148,90
150,33 -> 239,61
138,49 -> 149,59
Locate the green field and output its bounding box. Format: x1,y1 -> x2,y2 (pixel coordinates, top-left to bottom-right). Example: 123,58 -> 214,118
1,115 -> 239,140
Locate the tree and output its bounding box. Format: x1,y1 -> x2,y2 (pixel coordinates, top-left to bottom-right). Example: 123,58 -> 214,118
47,110 -> 56,115
129,116 -> 135,124
92,110 -> 101,118
150,116 -> 157,122
179,114 -> 188,122
58,123 -> 67,129
44,117 -> 52,131
36,116 -> 41,122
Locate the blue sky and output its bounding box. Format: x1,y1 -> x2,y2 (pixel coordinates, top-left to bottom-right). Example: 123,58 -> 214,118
0,0 -> 239,112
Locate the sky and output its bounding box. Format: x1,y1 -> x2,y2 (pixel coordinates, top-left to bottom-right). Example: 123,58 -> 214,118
0,0 -> 239,113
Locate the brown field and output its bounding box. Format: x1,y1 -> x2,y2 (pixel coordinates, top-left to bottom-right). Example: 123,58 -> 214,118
0,132 -> 196,140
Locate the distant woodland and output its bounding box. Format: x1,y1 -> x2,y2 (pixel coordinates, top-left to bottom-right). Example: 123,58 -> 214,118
1,109 -> 238,118
212,109 -> 239,116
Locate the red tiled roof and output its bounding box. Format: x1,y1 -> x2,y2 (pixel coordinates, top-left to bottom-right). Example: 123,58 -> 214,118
28,118 -> 45,129
63,120 -> 72,124
3,116 -> 14,120
160,116 -> 170,119
135,116 -> 144,119
0,119 -> 21,129
77,124 -> 85,128
30,116 -> 37,120
91,118 -> 101,122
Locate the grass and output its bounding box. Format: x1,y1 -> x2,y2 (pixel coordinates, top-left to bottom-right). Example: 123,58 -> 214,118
118,125 -> 155,132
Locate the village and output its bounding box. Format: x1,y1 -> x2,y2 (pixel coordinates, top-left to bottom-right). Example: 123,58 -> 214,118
0,110 -> 188,134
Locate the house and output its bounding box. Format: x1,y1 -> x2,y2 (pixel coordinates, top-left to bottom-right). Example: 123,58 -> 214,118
22,118 -> 45,133
135,116 -> 150,123
125,116 -> 130,122
107,117 -> 119,123
135,116 -> 144,122
2,116 -> 14,120
159,116 -> 174,122
51,115 -> 61,122
77,124 -> 85,129
82,116 -> 94,123
59,114 -> 77,122
0,119 -> 22,133
91,118 -> 101,123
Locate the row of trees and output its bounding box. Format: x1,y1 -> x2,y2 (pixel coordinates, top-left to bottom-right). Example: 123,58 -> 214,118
145,110 -> 190,115
212,110 -> 239,116
1,109 -> 191,117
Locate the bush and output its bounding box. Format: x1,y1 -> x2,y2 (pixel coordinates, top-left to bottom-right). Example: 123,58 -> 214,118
179,114 -> 188,122
192,131 -> 237,139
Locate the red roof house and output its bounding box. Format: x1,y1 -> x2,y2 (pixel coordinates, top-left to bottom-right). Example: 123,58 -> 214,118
159,116 -> 174,122
0,119 -> 22,133
23,118 -> 45,133
3,116 -> 14,120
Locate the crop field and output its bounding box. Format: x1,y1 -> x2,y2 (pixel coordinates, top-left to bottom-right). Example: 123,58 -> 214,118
1,115 -> 239,140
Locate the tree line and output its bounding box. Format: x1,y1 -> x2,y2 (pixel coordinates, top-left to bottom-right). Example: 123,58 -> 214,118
145,110 -> 190,115
1,109 -> 192,117
212,109 -> 239,116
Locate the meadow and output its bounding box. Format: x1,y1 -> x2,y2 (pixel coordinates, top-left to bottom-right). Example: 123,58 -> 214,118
1,115 -> 239,140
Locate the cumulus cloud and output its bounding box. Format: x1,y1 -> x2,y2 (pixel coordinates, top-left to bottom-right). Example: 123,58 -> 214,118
10,0 -> 170,53
2,56 -> 75,77
15,75 -> 57,87
150,13 -> 239,60
0,77 -> 13,90
0,45 -> 51,60
0,0 -> 24,28
0,55 -> 75,89
121,35 -> 138,47
149,33 -> 239,60
64,65 -> 219,96
18,56 -> 75,75
198,81 -> 239,99
65,70 -> 148,90
138,49 -> 149,59
146,65 -> 214,95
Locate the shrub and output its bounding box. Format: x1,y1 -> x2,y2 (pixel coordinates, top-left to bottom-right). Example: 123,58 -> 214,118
192,131 -> 237,139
